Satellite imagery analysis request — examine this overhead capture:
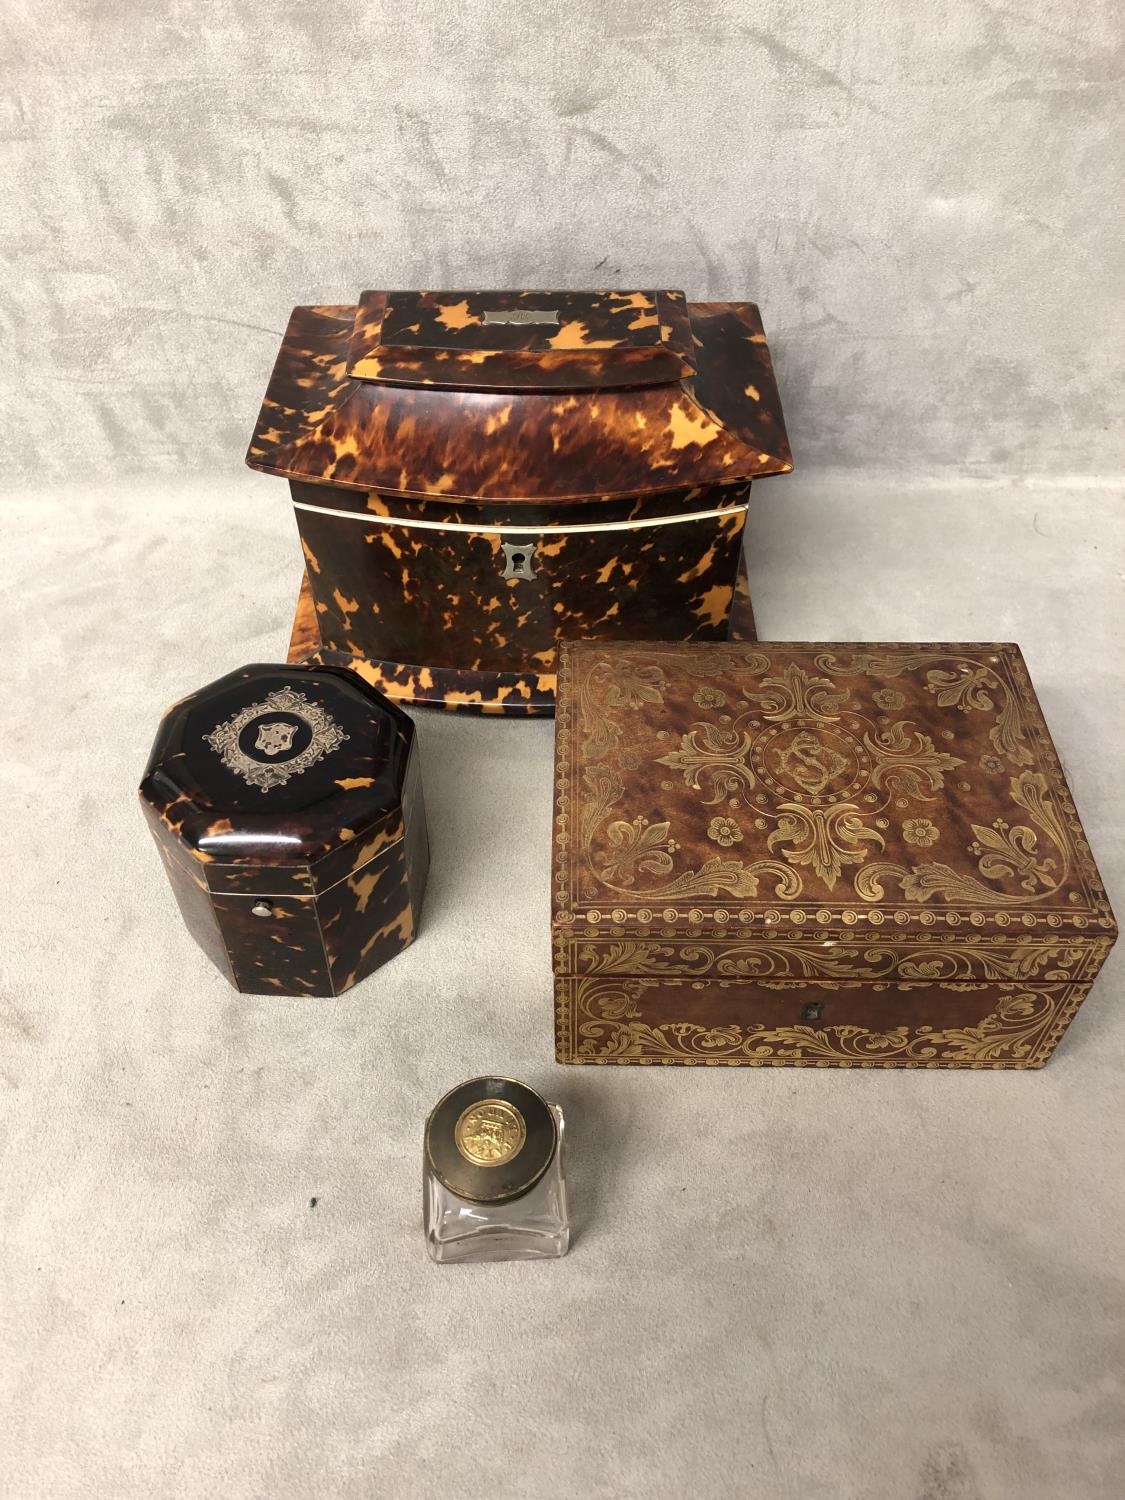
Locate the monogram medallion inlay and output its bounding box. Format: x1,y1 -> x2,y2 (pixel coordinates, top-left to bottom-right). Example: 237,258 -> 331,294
752,722 -> 868,801
255,720 -> 299,757
205,687 -> 349,792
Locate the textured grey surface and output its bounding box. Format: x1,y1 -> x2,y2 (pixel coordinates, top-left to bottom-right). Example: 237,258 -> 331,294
1,473 -> 1122,1499
2,0 -> 1123,485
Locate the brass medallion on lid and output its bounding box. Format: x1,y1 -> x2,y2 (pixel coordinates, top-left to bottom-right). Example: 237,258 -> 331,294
454,1099 -> 527,1167
426,1078 -> 556,1204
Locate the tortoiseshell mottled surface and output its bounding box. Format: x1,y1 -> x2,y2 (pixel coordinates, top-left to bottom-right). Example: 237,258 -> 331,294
211,890 -> 332,996
728,547 -> 757,642
348,289 -> 696,391
319,837 -> 417,993
551,640 -> 1116,1066
246,296 -> 791,502
311,648 -> 557,717
287,549 -> 759,715
289,571 -> 321,661
296,499 -> 748,672
139,663 -> 428,996
286,478 -> 758,712
288,589 -> 555,714
202,862 -> 315,896
150,836 -> 236,987
555,977 -> 1094,1069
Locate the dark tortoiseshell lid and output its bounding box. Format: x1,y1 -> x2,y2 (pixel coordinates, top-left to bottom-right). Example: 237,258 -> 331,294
246,288 -> 792,503
425,1077 -> 557,1205
140,662 -> 415,890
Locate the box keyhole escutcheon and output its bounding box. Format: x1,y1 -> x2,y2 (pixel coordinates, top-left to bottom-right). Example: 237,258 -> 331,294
500,540 -> 537,580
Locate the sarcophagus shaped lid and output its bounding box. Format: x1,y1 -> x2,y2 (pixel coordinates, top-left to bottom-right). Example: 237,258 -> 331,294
552,642 -> 1117,984
246,289 -> 792,504
346,289 -> 697,391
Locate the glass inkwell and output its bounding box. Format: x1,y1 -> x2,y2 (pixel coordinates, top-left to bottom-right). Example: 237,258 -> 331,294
423,1077 -> 569,1263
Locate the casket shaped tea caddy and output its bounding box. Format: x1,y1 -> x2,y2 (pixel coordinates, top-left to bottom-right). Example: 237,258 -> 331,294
246,289 -> 792,714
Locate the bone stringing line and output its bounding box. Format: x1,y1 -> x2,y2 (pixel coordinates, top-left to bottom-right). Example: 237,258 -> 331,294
291,499 -> 749,536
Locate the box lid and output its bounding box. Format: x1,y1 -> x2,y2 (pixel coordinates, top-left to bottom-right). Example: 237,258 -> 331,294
245,291 -> 792,504
347,289 -> 695,391
139,662 -> 416,894
552,642 -> 1116,982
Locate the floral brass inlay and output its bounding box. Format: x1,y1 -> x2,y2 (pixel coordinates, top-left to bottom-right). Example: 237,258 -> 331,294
971,819 -> 1056,891
748,662 -> 851,721
903,818 -> 939,848
873,688 -> 905,711
707,816 -> 743,847
555,644 -> 1114,938
553,643 -> 1115,1069
862,721 -> 961,799
857,771 -> 1069,907
562,937 -> 1109,985
923,662 -> 1032,767
593,816 -> 677,886
558,977 -> 1089,1068
657,722 -> 756,804
767,803 -> 884,889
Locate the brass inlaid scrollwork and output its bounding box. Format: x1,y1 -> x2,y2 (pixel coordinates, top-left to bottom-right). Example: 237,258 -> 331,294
766,803 -> 884,889
564,937 -> 1102,984
747,662 -> 852,722
562,977 -> 1085,1068
656,723 -> 756,804
594,817 -> 676,886
863,721 -> 962,799
855,772 -> 1070,907
557,644 -> 1112,939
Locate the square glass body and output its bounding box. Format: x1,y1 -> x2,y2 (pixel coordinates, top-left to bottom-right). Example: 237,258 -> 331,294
424,1104 -> 569,1264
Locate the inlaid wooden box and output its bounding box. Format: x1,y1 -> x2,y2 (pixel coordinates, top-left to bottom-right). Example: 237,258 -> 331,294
246,289 -> 791,715
552,641 -> 1116,1068
139,659 -> 428,997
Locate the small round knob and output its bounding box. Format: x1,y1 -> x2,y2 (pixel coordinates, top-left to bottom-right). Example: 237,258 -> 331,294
251,902 -> 273,918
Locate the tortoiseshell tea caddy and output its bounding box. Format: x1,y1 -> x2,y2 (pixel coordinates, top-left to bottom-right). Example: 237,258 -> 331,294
140,660 -> 428,997
246,288 -> 792,715
552,641 -> 1116,1068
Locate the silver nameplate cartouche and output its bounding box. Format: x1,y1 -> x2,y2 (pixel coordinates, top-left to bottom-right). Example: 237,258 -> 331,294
481,309 -> 560,326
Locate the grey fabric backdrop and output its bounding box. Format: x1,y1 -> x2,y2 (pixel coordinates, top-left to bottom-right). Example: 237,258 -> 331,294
2,0 -> 1122,486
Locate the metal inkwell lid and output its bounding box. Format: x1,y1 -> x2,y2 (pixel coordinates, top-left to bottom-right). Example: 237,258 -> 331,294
425,1077 -> 557,1205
